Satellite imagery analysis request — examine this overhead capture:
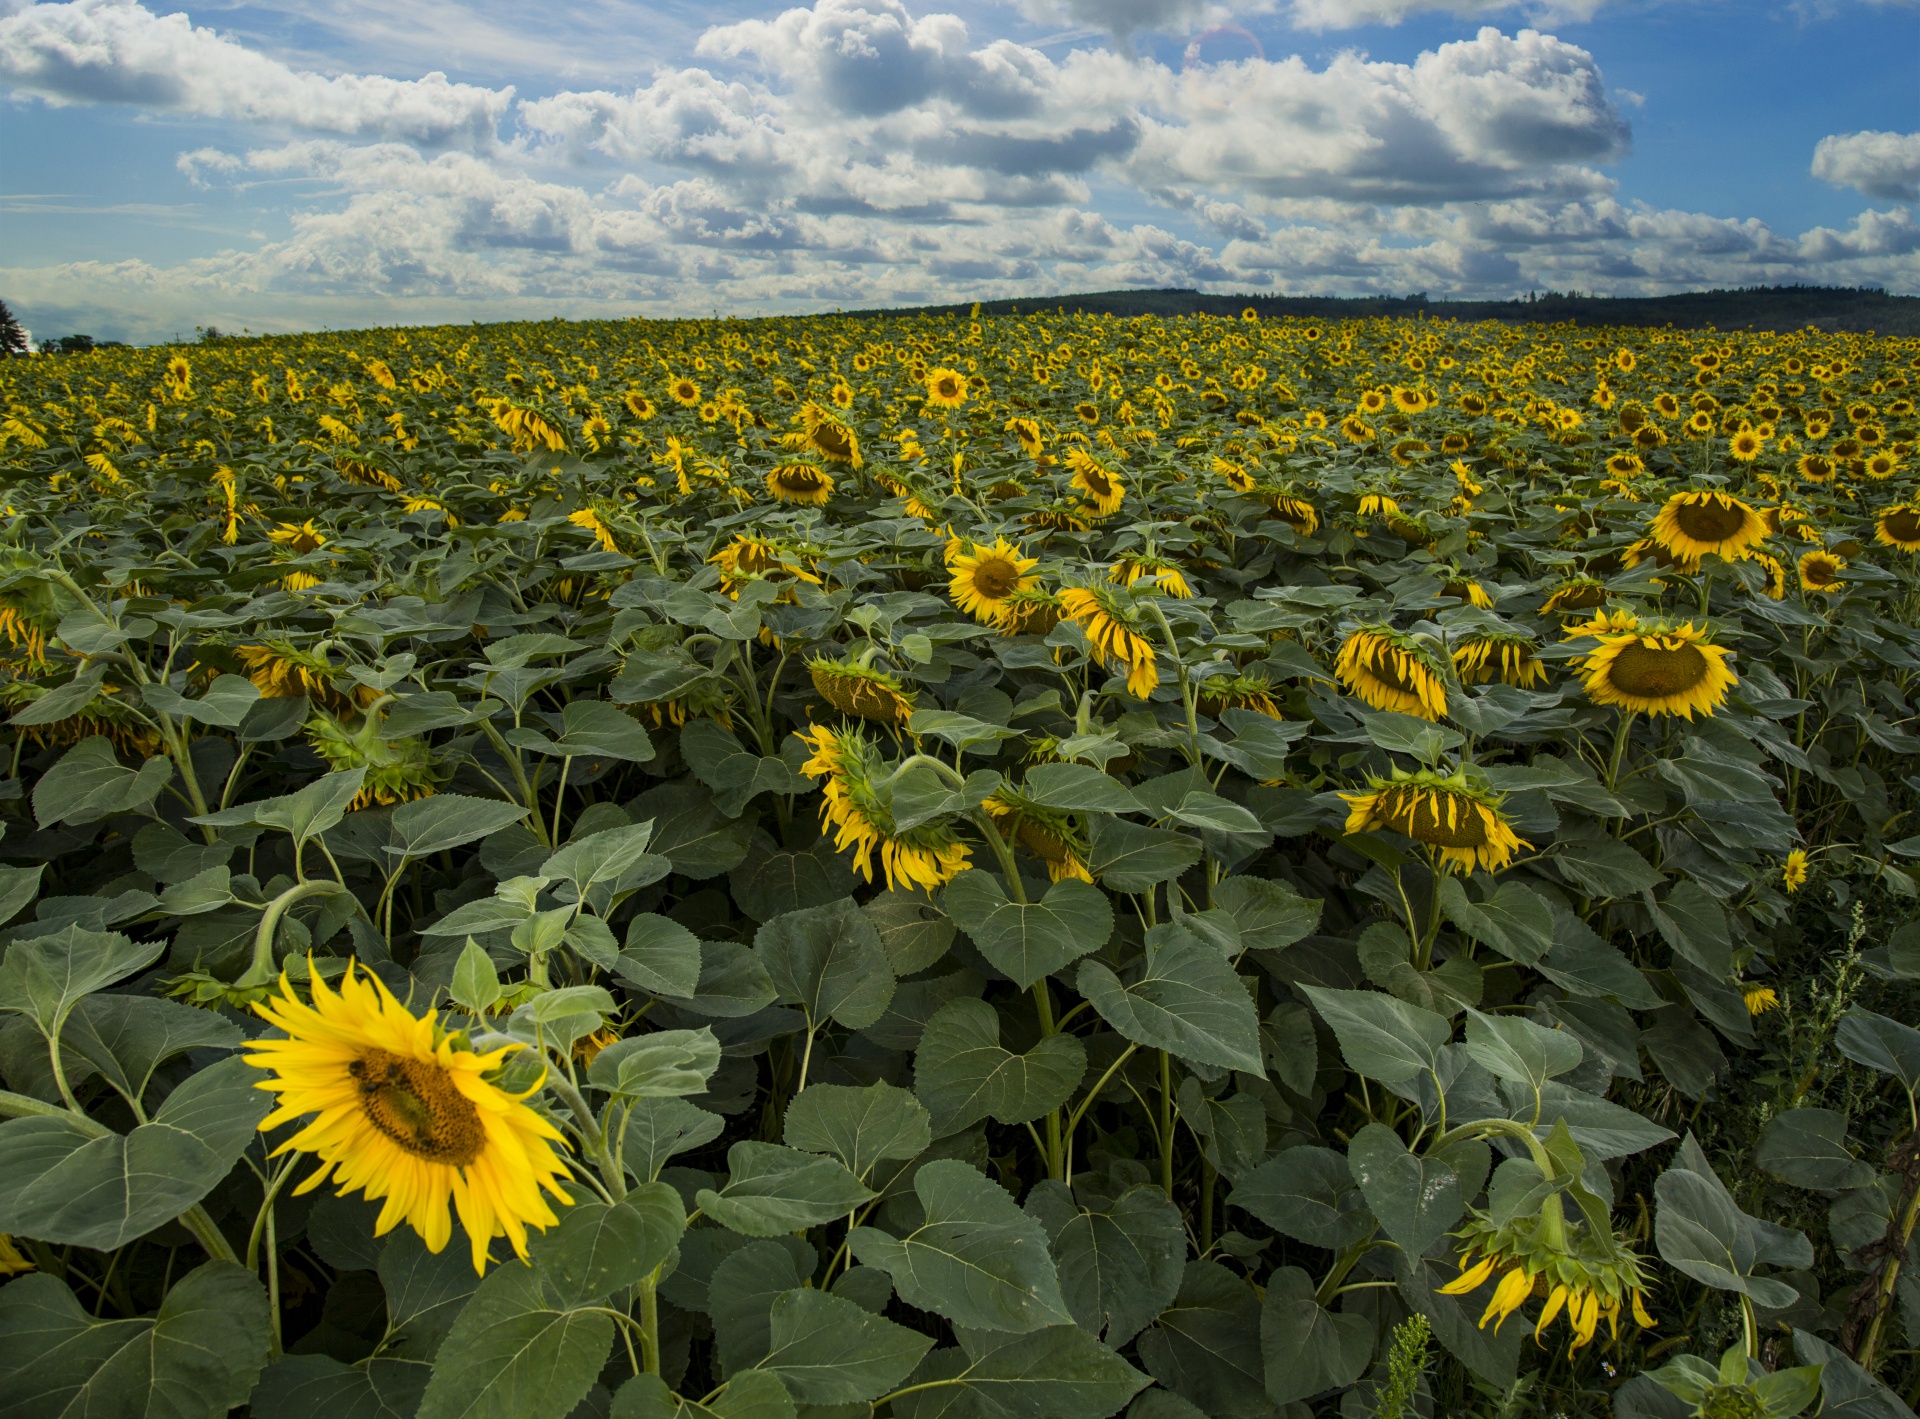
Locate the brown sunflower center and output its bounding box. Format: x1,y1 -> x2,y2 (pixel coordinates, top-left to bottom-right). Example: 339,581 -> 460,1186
776,467 -> 825,491
934,377 -> 961,398
1884,510 -> 1920,542
1803,558 -> 1839,587
1382,789 -> 1492,849
811,425 -> 854,459
1672,498 -> 1748,543
350,1048 -> 483,1166
1551,583 -> 1606,611
1079,468 -> 1113,496
969,556 -> 1021,600
1606,641 -> 1709,698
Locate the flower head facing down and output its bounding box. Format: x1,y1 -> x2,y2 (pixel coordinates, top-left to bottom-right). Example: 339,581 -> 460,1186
808,656 -> 916,725
1577,621 -> 1737,719
1342,768 -> 1530,874
1060,585 -> 1159,699
1335,625 -> 1448,721
797,723 -> 972,891
765,461 -> 835,506
244,962 -> 572,1273
1453,632 -> 1548,689
1440,1205 -> 1655,1355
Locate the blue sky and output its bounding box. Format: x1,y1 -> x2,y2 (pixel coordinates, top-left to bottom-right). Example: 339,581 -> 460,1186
1,0 -> 1916,343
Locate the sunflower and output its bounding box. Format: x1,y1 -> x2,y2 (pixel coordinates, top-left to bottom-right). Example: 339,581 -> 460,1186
567,508 -> 619,553
1441,577 -> 1494,610
983,792 -> 1092,883
798,402 -> 861,466
1334,625 -> 1448,720
1356,492 -> 1401,522
798,724 -> 972,891
268,519 -> 327,555
1728,428 -> 1765,462
1782,848 -> 1809,893
1743,985 -> 1780,1016
0,1235 -> 31,1276
809,656 -> 916,725
1060,585 -> 1159,699
766,462 -> 835,506
996,587 -> 1063,637
948,537 -> 1040,623
1196,672 -> 1283,719
1796,550 -> 1844,592
1649,490 -> 1769,561
1110,553 -> 1193,598
708,534 -> 821,598
1452,632 -> 1548,689
1864,451 -> 1900,479
1074,401 -> 1100,425
624,391 -> 656,420
669,376 -> 701,406
1064,447 -> 1126,516
244,963 -> 572,1273
1006,417 -> 1047,459
1342,768 -> 1528,874
1577,621 -> 1737,719
238,640 -> 347,706
1604,453 -> 1645,478
1441,1208 -> 1655,1355
1874,503 -> 1920,552
925,367 -> 968,409
1744,551 -> 1789,599
306,707 -> 445,808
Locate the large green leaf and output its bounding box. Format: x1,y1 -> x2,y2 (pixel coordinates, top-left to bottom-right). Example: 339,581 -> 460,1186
709,1243 -> 808,1376
849,1160 -> 1072,1333
32,736 -> 173,827
1259,1266 -> 1375,1405
681,719 -> 808,817
511,700 -> 655,762
0,1261 -> 270,1419
632,778 -> 755,881
1136,1260 -> 1270,1419
1835,1008 -> 1920,1092
1654,1134 -> 1805,1307
782,1081 -> 931,1180
1754,1108 -> 1875,1193
62,992 -> 242,1108
914,997 -> 1087,1133
1020,762 -> 1146,814
943,872 -> 1112,990
1024,1180 -> 1185,1348
1228,1146 -> 1372,1249
1087,817 -> 1203,892
1212,875 -> 1320,954
533,1188 -> 685,1306
247,1355 -> 432,1419
588,1028 -> 720,1100
415,1260 -> 615,1419
753,1287 -> 934,1404
1437,877 -> 1553,965
1345,1123 -> 1460,1258
619,1096 -> 726,1183
194,769 -> 365,846
752,897 -> 895,1030
1076,924 -> 1262,1073
863,888 -> 956,976
0,924 -> 165,1038
696,1141 -> 874,1236
0,1054 -> 268,1249
385,795 -> 531,861
1299,985 -> 1451,1086
1463,1009 -> 1583,1092
943,1324 -> 1151,1419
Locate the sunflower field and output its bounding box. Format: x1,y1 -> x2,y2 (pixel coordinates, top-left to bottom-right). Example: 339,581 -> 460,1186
0,307 -> 1918,1419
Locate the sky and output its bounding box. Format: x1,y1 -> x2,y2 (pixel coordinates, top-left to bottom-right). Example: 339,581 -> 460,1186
1,0 -> 1917,343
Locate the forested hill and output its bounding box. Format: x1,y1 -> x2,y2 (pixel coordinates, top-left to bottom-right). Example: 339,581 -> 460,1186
851,285 -> 1920,335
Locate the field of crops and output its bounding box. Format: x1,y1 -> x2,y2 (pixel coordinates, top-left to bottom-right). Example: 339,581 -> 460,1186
0,306 -> 1918,1419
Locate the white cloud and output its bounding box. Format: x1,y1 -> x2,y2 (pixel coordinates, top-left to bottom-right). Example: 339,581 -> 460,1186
0,0 -> 511,147
1813,130 -> 1920,203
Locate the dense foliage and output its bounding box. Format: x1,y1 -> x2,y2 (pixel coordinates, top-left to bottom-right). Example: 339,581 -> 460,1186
0,307 -> 1917,1419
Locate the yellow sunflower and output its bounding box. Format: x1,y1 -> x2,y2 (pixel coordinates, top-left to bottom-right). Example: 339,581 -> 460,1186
623,391 -> 656,420
1728,428 -> 1765,462
1782,848 -> 1809,892
809,657 -> 916,725
1342,769 -> 1528,874
1797,549 -> 1844,592
797,724 -> 971,891
1266,492 -> 1320,535
1743,985 -> 1780,1016
1648,489 -> 1769,561
1452,632 -> 1548,689
1873,503 -> 1920,552
1064,447 -> 1126,516
1577,622 -> 1737,719
1060,585 -> 1159,699
766,462 -> 835,506
925,367 -> 968,409
669,376 -> 702,406
1441,1209 -> 1655,1355
1335,625 -> 1448,720
245,963 -> 571,1273
983,793 -> 1092,883
1110,553 -> 1193,598
948,537 -> 1040,623
797,402 -> 861,466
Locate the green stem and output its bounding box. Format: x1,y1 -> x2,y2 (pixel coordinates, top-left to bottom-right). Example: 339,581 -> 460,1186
237,880 -> 352,988
550,755 -> 572,846
546,1067 -> 625,1200
638,1266 -> 662,1375
1159,1050 -> 1175,1199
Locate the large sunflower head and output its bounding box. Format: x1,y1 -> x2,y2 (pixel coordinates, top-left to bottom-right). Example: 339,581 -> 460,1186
1439,1206 -> 1655,1355
1874,503 -> 1920,552
1342,768 -> 1528,874
669,376 -> 702,406
1059,584 -> 1159,699
1578,620 -> 1737,719
1540,577 -> 1610,616
984,790 -> 1092,883
1452,632 -> 1548,689
808,656 -> 916,725
1266,492 -> 1321,536
797,723 -> 972,891
765,461 -> 835,506
925,367 -> 968,409
948,537 -> 1040,622
797,402 -> 861,466
245,962 -> 572,1272
1110,553 -> 1193,598
1649,489 -> 1769,561
1064,446 -> 1126,516
1334,624 -> 1448,721
996,586 -> 1063,637
1796,549 -> 1845,592
305,706 -> 446,809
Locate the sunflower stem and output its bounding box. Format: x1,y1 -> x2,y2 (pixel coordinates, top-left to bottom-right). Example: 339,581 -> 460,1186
179,1204 -> 240,1266
638,1266 -> 662,1375
238,880 -> 352,989
1604,709 -> 1636,798
545,1067 -> 625,1201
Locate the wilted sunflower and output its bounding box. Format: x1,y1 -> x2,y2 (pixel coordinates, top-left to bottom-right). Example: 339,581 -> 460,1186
997,587 -> 1063,637
809,656 -> 916,725
1060,585 -> 1159,699
1440,577 -> 1494,609
948,537 -> 1040,623
1065,447 -> 1126,516
1452,632 -> 1548,689
238,640 -> 349,707
1874,503 -> 1920,552
1441,1206 -> 1655,1355
797,723 -> 972,891
1356,492 -> 1401,522
1264,491 -> 1320,535
1110,553 -> 1193,598
1796,549 -> 1844,592
1335,625 -> 1448,720
244,962 -> 572,1273
1578,621 -> 1736,719
306,707 -> 446,808
1197,672 -> 1283,719
1540,577 -> 1610,615
1743,985 -> 1780,1016
797,402 -> 861,466
1342,768 -> 1528,874
765,462 -> 835,506
1649,489 -> 1768,561
268,519 -> 327,555
708,534 -> 821,598
925,367 -> 968,409
983,791 -> 1092,883
1005,416 -> 1047,459
566,507 -> 619,553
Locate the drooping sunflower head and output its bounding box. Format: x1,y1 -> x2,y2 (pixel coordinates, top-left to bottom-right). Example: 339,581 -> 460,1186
1005,416 -> 1046,458
1796,549 -> 1844,592
765,461 -> 835,506
797,723 -> 972,891
1110,553 -> 1193,598
1440,1207 -> 1655,1355
948,537 -> 1040,623
305,706 -> 447,809
1649,489 -> 1769,561
1334,624 -> 1448,721
808,656 -> 916,725
1452,632 -> 1548,689
624,391 -> 656,420
1540,577 -> 1610,616
1874,503 -> 1920,552
1064,446 -> 1126,516
798,402 -> 861,466
268,519 -> 328,556
925,367 -> 968,409
708,534 -> 821,598
1578,620 -> 1737,719
1265,491 -> 1320,536
1060,584 -> 1159,699
984,789 -> 1092,883
1440,576 -> 1494,610
1196,671 -> 1283,719
1342,768 -> 1528,874
244,961 -> 572,1273
1356,492 -> 1401,522
996,586 -> 1063,637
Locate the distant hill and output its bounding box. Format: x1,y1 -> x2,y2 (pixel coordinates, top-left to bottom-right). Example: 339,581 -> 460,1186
846,285 -> 1920,336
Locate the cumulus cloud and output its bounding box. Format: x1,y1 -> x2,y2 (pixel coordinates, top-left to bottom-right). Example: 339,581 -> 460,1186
1813,130 -> 1920,202
0,0 -> 511,147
